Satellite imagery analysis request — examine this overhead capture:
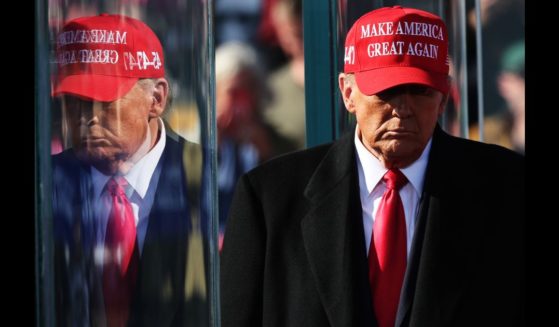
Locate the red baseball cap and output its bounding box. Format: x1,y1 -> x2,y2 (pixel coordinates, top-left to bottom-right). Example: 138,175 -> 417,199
343,6 -> 449,95
52,14 -> 165,102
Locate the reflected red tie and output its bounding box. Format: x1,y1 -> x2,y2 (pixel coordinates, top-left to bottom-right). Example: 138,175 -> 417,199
103,177 -> 138,327
368,169 -> 408,327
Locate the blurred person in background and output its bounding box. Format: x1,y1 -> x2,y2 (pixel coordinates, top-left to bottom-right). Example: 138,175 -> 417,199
216,41 -> 297,248
262,0 -> 306,150
497,40 -> 524,153
470,40 -> 524,154
51,14 -> 206,326
466,0 -> 524,125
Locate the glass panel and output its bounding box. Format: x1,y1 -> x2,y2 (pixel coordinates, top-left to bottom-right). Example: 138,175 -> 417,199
38,0 -> 218,325
36,1 -> 56,325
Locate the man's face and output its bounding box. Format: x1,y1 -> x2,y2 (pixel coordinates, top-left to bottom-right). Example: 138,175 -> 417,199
63,82 -> 154,174
340,74 -> 446,168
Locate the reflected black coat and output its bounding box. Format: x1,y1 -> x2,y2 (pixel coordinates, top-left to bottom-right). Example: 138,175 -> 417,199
52,129 -> 208,326
220,125 -> 525,327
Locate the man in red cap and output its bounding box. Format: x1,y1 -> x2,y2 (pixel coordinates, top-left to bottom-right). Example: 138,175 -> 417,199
51,14 -> 207,327
221,6 -> 524,327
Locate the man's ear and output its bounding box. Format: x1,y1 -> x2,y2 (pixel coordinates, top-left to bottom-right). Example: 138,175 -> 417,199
437,78 -> 451,116
150,78 -> 169,118
438,91 -> 449,116
339,73 -> 356,113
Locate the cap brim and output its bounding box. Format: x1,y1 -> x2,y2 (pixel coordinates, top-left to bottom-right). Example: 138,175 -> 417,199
52,75 -> 139,102
354,66 -> 449,96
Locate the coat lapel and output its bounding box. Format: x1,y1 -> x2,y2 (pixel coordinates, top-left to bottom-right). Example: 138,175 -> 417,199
129,135 -> 190,326
395,188 -> 432,327
301,131 -> 376,327
397,126 -> 482,327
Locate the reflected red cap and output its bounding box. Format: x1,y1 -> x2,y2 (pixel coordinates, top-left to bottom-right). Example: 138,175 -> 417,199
343,6 -> 449,95
52,14 -> 165,102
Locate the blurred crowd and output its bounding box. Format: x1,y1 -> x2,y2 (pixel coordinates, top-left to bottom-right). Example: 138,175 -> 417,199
466,0 -> 525,154
215,0 -> 306,244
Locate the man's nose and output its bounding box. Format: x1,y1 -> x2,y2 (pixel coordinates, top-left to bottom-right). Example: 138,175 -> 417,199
79,102 -> 102,126
391,93 -> 413,118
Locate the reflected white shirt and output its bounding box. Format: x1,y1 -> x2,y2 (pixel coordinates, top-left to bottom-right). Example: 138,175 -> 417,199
354,125 -> 431,258
91,119 -> 166,265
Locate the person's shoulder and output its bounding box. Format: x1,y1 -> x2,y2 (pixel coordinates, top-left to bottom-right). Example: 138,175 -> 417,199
440,131 -> 524,177
164,124 -> 187,146
252,142 -> 333,172
446,132 -> 523,164
164,124 -> 204,155
246,142 -> 334,182
232,142 -> 334,200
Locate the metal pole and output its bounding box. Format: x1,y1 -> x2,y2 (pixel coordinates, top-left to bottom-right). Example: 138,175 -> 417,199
475,0 -> 484,141
458,0 -> 469,139
35,0 -> 55,325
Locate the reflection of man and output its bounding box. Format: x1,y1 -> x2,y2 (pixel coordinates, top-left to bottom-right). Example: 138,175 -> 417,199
52,14 -> 206,326
221,6 -> 524,327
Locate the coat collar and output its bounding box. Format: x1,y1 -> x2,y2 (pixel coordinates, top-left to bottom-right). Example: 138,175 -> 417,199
397,125 -> 482,327
302,128 -> 376,327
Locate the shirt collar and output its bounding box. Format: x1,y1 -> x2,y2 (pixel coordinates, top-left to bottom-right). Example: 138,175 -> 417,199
92,118 -> 166,199
354,124 -> 432,195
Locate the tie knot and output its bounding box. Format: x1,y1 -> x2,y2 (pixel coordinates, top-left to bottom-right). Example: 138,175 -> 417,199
383,169 -> 408,190
106,176 -> 128,196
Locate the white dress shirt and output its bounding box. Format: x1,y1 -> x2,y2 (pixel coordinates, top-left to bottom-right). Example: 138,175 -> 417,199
91,119 -> 166,266
354,125 -> 432,258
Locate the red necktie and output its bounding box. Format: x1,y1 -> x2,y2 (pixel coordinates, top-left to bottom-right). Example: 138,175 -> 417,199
103,177 -> 138,327
368,169 -> 408,327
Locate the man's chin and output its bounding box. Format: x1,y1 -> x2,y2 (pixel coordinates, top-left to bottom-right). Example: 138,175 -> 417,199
380,143 -> 422,167
75,149 -> 120,175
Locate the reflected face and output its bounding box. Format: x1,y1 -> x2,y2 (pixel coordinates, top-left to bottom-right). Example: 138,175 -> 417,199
340,75 -> 446,168
63,82 -> 153,174
216,72 -> 258,137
